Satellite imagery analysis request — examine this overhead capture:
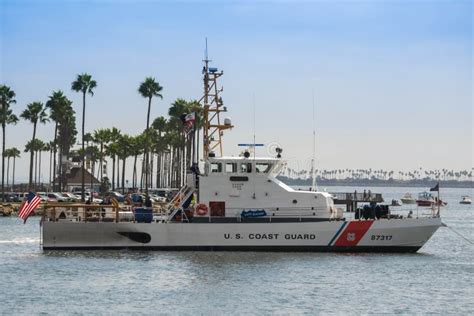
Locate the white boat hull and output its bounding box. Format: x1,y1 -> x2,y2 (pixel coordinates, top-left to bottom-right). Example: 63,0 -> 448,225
42,217 -> 441,253
401,198 -> 416,204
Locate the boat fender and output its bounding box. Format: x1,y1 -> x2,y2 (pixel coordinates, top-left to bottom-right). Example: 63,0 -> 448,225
195,203 -> 208,216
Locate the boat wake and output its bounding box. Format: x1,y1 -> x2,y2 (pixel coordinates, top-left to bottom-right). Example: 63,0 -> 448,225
0,237 -> 40,244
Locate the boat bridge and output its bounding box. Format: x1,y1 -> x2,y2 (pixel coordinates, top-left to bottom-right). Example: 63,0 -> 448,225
331,192 -> 384,212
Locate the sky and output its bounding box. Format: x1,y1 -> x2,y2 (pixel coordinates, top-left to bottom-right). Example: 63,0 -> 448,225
1,0 -> 472,182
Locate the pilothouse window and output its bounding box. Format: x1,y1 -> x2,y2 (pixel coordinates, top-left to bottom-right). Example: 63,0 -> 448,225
211,163 -> 222,173
256,163 -> 272,173
226,163 -> 237,173
240,163 -> 252,173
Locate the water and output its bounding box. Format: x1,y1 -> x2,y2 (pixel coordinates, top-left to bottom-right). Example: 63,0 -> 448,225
1,186 -> 472,314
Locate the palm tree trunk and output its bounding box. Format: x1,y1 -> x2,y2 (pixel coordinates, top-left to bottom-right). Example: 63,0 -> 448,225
156,152 -> 160,188
52,123 -> 58,191
140,157 -> 143,191
133,154 -> 138,189
140,152 -> 146,191
91,159 -> 95,193
34,150 -> 38,190
2,123 -> 5,201
58,144 -> 63,191
111,155 -> 115,190
99,143 -> 103,183
150,153 -> 154,188
6,156 -> 10,190
121,158 -> 126,195
81,91 -> 86,202
49,148 -> 52,190
39,150 -> 42,190
12,156 -> 16,189
145,96 -> 152,197
28,122 -> 37,189
116,154 -> 120,190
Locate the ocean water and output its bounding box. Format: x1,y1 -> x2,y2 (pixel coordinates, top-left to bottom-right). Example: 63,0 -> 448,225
0,186 -> 472,315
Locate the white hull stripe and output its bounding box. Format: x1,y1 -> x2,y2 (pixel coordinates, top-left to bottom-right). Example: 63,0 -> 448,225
327,222 -> 348,246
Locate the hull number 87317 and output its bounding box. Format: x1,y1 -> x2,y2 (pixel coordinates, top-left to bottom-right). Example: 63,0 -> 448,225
371,235 -> 393,241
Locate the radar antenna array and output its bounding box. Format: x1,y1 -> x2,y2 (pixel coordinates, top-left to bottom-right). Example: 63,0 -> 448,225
199,38 -> 233,158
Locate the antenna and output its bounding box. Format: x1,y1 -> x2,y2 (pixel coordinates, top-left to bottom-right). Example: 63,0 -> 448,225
311,90 -> 318,191
199,38 -> 233,158
253,92 -> 256,158
253,93 -> 256,199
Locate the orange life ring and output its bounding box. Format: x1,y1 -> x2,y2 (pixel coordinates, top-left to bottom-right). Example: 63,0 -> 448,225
195,203 -> 208,216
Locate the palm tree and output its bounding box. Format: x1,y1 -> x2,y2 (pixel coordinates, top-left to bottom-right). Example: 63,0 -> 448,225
9,147 -> 20,189
38,140 -> 48,189
116,134 -> 132,194
3,148 -> 19,190
129,134 -> 145,189
4,148 -> 14,190
105,127 -> 121,190
21,101 -> 49,189
93,128 -> 111,183
24,139 -> 44,190
46,90 -> 72,191
138,77 -> 163,196
152,116 -> 167,188
168,99 -> 190,187
44,141 -> 55,189
0,85 -> 18,201
72,73 -> 97,201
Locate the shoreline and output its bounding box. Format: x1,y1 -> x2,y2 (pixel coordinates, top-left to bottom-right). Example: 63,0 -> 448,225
278,177 -> 473,189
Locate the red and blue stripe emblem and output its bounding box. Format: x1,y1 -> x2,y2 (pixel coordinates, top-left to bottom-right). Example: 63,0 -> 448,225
328,221 -> 374,247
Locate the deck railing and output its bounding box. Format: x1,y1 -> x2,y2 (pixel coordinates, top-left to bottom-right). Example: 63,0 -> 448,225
330,192 -> 383,202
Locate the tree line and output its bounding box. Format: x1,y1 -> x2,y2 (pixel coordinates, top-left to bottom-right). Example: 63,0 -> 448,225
1,75 -> 203,201
282,167 -> 473,182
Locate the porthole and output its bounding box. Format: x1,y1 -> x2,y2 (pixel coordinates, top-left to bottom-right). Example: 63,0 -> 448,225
292,199 -> 297,204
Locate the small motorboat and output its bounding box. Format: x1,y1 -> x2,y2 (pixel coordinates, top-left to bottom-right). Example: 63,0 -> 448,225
460,196 -> 472,205
401,193 -> 416,204
391,199 -> 402,206
416,192 -> 446,207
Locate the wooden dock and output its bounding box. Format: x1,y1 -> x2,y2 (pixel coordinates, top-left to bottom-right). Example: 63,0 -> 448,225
331,192 -> 384,212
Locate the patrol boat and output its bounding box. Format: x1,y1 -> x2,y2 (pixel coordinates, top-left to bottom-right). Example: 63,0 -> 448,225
41,57 -> 442,252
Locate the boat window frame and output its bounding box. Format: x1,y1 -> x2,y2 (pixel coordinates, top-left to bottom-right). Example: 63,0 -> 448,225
210,162 -> 223,173
225,162 -> 238,174
240,162 -> 253,174
255,162 -> 273,174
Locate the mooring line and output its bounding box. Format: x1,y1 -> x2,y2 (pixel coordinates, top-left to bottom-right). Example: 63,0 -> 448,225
443,223 -> 473,245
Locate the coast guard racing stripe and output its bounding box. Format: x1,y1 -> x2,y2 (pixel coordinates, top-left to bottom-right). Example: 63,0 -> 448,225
327,222 -> 347,246
333,221 -> 374,247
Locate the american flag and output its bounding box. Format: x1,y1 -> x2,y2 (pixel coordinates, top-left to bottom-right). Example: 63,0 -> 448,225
18,192 -> 42,223
183,112 -> 195,135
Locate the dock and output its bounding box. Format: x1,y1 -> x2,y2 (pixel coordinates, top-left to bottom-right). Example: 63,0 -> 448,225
331,192 -> 384,212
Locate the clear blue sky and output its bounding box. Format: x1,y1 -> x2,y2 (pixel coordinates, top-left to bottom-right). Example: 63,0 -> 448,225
1,0 -> 472,182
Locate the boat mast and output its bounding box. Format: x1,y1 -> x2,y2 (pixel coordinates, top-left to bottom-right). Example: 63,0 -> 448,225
199,39 -> 233,158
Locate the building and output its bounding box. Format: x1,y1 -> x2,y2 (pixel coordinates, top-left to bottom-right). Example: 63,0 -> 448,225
53,167 -> 100,192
